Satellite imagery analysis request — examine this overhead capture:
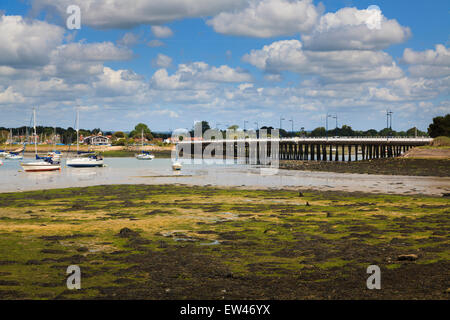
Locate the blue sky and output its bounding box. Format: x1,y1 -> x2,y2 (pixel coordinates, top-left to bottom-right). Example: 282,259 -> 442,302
0,0 -> 448,132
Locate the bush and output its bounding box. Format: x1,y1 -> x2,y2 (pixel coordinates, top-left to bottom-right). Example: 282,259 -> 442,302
431,136 -> 450,147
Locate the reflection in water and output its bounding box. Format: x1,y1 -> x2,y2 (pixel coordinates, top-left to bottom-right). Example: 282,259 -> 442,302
0,157 -> 449,195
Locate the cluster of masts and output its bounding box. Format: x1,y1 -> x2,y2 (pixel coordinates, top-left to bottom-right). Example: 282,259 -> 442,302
0,108 -> 182,171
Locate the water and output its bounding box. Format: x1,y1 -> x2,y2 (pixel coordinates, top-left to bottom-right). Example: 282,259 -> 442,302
0,157 -> 449,195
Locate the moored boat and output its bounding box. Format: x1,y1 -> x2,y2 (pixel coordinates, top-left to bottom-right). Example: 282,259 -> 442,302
21,157 -> 61,172
5,152 -> 23,160
172,161 -> 182,171
135,130 -> 154,160
66,110 -> 104,168
67,153 -> 104,167
136,151 -> 155,160
20,108 -> 61,172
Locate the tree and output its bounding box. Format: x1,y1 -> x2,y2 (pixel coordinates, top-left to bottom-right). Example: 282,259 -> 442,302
113,131 -> 126,139
228,124 -> 239,130
428,114 -> 450,137
365,129 -> 378,137
130,123 -> 153,140
311,127 -> 326,137
339,125 -> 354,136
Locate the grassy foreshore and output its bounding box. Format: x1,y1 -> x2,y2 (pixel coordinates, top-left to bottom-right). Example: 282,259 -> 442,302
0,184 -> 448,299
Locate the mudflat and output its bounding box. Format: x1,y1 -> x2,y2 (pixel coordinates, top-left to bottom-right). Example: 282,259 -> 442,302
0,185 -> 448,299
280,158 -> 450,177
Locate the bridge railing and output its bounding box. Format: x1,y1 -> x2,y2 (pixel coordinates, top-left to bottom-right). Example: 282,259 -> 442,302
177,136 -> 433,144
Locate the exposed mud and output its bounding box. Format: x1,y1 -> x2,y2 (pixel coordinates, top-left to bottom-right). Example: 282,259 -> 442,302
280,158 -> 450,177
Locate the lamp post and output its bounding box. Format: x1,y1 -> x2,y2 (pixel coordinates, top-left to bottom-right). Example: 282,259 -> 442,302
244,120 -> 248,131
386,110 -> 393,136
331,114 -> 337,136
280,116 -> 285,136
326,113 -> 334,139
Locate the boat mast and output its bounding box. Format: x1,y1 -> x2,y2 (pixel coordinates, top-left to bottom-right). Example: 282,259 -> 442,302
76,109 -> 79,154
142,129 -> 144,152
33,107 -> 37,155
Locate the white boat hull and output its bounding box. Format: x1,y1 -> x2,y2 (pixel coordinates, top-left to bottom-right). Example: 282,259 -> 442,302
136,154 -> 155,160
6,155 -> 23,160
21,161 -> 61,172
67,158 -> 104,167
172,162 -> 182,170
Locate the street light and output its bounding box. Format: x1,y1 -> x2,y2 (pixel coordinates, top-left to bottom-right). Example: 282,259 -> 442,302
326,113 -> 334,138
243,120 -> 248,131
289,118 -> 294,137
280,116 -> 285,132
386,110 -> 393,136
254,121 -> 259,130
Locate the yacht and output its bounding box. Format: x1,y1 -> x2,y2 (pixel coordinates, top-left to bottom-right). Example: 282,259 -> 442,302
66,110 -> 104,168
20,108 -> 61,172
135,130 -> 154,160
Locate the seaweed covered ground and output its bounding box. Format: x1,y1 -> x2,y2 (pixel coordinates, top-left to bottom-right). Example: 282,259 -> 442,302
280,158 -> 450,177
0,185 -> 448,299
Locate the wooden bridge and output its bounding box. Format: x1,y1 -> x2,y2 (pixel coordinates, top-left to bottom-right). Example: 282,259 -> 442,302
176,137 -> 433,162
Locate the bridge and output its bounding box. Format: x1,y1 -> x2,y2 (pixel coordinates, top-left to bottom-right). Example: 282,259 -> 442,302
176,137 -> 433,162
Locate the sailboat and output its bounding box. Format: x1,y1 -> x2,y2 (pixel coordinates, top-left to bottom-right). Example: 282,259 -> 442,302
21,108 -> 61,172
135,129 -> 154,160
4,129 -> 23,159
47,127 -> 62,162
66,110 -> 104,168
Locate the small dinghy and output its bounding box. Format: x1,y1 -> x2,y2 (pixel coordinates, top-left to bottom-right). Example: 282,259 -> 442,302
172,161 -> 182,171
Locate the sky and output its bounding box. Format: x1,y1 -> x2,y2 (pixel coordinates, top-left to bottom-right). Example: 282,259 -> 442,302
0,0 -> 449,132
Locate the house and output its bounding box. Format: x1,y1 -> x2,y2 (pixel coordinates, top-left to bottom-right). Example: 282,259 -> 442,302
83,134 -> 111,146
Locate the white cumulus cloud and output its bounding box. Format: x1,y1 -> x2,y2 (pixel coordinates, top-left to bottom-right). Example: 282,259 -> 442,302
207,0 -> 321,38
151,26 -> 174,38
0,15 -> 64,67
302,6 -> 411,51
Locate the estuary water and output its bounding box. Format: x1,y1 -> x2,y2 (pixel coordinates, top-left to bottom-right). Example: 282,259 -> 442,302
0,157 -> 449,195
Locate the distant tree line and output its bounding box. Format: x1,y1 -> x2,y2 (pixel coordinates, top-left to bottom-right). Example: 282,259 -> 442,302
0,122 -> 172,145
188,121 -> 429,138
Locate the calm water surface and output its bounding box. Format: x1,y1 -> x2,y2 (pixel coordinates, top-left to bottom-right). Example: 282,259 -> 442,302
0,157 -> 449,195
